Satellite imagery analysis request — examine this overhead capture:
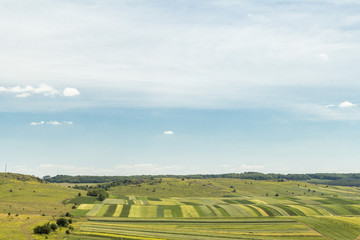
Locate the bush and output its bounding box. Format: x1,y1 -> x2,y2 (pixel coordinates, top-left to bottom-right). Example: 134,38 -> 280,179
56,218 -> 68,227
68,219 -> 73,224
65,212 -> 73,217
65,230 -> 70,234
34,224 -> 51,234
50,223 -> 57,231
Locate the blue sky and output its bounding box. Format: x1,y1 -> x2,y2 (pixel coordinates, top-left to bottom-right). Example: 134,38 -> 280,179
1,0 -> 360,176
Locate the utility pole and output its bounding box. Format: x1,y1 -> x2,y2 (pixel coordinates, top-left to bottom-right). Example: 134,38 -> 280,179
5,164 -> 7,173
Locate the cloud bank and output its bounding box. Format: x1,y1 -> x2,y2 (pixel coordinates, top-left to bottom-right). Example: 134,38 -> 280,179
0,0 -> 359,110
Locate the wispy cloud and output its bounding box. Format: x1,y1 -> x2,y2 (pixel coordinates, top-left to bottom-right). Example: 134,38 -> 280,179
15,163 -> 182,176
240,164 -> 265,170
296,101 -> 360,121
0,84 -> 79,98
30,121 -> 73,126
30,121 -> 45,126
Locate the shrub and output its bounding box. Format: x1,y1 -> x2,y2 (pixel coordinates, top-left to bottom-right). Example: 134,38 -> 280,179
56,218 -> 68,227
50,223 -> 57,231
65,212 -> 73,217
68,219 -> 73,224
65,230 -> 70,234
33,224 -> 51,234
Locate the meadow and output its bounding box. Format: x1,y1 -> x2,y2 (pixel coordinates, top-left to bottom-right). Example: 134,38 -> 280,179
0,173 -> 85,240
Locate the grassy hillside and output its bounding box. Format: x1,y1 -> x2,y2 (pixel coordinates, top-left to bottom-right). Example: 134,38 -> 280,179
0,172 -> 86,240
108,177 -> 359,198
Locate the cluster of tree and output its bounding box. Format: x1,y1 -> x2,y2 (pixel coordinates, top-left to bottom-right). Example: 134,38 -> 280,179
87,188 -> 109,201
43,173 -> 360,187
33,218 -> 73,235
73,178 -> 149,192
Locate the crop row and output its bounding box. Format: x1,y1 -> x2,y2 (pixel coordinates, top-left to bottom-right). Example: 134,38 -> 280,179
75,203 -> 360,218
75,220 -> 321,240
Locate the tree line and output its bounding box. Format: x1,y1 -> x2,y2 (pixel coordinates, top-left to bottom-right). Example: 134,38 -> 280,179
43,172 -> 360,187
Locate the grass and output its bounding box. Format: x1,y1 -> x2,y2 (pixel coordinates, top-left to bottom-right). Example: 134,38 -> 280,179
0,173 -> 83,216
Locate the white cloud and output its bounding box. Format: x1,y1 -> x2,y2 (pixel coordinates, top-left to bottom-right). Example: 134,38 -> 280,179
46,121 -> 61,125
63,87 -> 80,97
33,84 -> 58,96
16,93 -> 31,98
339,101 -> 356,108
163,131 -> 174,135
0,84 -> 80,98
30,121 -> 73,126
30,121 -> 45,125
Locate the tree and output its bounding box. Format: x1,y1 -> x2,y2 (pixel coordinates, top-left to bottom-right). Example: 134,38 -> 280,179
97,188 -> 109,201
56,218 -> 68,227
50,223 -> 57,231
33,224 -> 51,234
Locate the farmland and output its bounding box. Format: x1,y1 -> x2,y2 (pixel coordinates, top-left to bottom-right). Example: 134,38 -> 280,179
2,173 -> 360,239
68,177 -> 360,239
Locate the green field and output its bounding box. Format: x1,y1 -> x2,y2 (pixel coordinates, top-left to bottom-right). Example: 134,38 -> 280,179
3,173 -> 360,239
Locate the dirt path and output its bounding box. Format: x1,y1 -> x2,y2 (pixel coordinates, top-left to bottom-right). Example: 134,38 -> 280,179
20,220 -> 39,240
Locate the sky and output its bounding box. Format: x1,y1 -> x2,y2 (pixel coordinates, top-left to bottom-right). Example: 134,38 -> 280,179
1,0 -> 360,177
